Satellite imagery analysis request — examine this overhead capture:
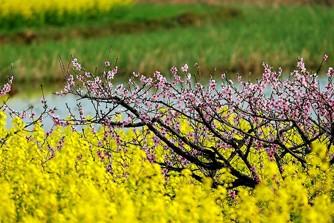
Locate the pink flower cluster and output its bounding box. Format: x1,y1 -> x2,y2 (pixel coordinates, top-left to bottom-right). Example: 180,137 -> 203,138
0,76 -> 13,96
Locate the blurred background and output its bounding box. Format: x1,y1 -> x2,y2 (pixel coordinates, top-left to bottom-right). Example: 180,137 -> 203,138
0,0 -> 333,98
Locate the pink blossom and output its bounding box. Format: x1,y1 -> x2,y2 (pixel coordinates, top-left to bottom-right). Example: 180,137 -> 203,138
181,64 -> 189,73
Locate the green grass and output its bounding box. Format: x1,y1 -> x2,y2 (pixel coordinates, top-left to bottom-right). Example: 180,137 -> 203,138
0,4 -> 333,83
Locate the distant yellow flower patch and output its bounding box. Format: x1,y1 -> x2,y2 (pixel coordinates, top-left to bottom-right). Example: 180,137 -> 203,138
0,0 -> 132,21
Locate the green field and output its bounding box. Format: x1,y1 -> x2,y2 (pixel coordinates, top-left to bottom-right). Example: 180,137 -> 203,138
0,3 -> 333,83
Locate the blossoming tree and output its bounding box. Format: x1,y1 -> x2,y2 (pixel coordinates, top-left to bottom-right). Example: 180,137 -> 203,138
42,56 -> 334,188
